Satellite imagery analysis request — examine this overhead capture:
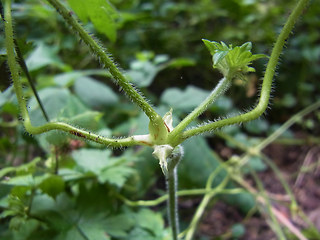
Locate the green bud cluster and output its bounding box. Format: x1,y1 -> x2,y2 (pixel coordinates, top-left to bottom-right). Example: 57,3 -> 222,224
202,40 -> 267,81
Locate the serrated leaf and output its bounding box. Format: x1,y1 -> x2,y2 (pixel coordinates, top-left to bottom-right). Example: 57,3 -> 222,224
72,148 -> 113,174
135,209 -> 164,235
98,166 -> 135,188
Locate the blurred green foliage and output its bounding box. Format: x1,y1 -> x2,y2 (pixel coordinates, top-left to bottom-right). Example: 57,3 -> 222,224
1,0 -> 319,239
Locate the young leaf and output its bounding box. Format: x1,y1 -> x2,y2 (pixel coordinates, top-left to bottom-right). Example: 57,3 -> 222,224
202,39 -> 267,80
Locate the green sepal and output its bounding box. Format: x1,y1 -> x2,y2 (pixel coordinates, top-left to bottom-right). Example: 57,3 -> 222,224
148,114 -> 168,145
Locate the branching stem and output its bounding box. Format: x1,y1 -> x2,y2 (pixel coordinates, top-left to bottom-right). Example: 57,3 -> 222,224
168,76 -> 231,146
180,0 -> 310,141
4,0 -> 149,148
3,0 -> 311,239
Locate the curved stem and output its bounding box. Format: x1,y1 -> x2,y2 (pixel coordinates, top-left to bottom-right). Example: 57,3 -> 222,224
185,166 -> 228,240
180,0 -> 310,141
168,76 -> 231,146
117,188 -> 244,207
256,100 -> 320,151
4,0 -> 148,148
46,0 -> 159,122
23,120 -> 141,147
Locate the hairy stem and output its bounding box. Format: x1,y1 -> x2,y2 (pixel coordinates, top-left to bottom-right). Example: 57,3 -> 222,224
46,0 -> 160,122
165,146 -> 184,240
4,0 -> 149,148
181,0 -> 310,140
168,76 -> 231,146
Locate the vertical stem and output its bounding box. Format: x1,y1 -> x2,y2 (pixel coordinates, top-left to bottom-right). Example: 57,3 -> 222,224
54,146 -> 59,175
14,39 -> 50,122
167,167 -> 179,240
4,0 -> 29,122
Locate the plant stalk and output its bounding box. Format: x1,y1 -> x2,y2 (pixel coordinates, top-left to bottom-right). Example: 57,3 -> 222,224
167,167 -> 179,240
168,76 -> 231,146
46,0 -> 160,122
3,0 -> 147,148
181,0 -> 310,140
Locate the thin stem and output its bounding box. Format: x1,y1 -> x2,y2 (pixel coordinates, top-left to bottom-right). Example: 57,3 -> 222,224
185,166 -> 229,240
168,77 -> 231,146
250,168 -> 286,240
167,167 -> 179,240
117,188 -> 244,207
23,121 -> 143,147
181,0 -> 310,140
46,0 -> 159,122
165,146 -> 183,240
4,0 -> 147,148
14,39 -> 50,122
256,100 -> 320,151
260,154 -> 298,211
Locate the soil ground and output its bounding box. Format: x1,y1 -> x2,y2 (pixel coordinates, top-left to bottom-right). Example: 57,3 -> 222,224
186,142 -> 320,240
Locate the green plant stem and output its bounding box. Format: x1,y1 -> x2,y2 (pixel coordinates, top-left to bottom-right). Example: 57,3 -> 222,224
255,100 -> 320,151
250,168 -> 286,240
167,167 -> 179,240
180,0 -> 310,141
185,166 -> 229,240
4,0 -> 148,148
260,154 -> 298,211
14,38 -> 50,122
117,188 -> 244,207
274,137 -> 320,145
46,0 -> 160,122
168,76 -> 231,146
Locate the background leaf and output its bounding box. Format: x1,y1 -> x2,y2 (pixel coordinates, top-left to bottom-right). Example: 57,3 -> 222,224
161,85 -> 210,111
67,0 -> 119,42
73,76 -> 119,108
